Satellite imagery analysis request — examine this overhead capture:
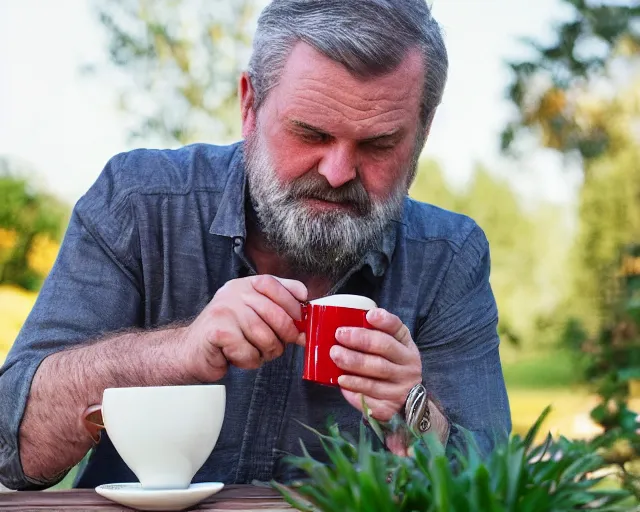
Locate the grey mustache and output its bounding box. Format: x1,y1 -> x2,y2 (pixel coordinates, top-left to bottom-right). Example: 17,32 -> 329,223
288,178 -> 371,215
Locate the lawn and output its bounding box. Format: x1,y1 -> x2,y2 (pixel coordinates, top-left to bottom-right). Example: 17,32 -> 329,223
502,348 -> 600,438
502,346 -> 587,390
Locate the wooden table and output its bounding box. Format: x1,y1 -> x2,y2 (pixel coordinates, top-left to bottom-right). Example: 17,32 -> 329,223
0,485 -> 294,511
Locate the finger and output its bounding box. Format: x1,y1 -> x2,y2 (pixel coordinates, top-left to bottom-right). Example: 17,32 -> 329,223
366,309 -> 412,347
218,325 -> 263,370
386,433 -> 409,457
271,276 -> 308,303
340,389 -> 399,423
251,275 -> 306,321
237,307 -> 284,362
244,291 -> 300,345
337,374 -> 408,402
335,327 -> 412,365
330,345 -> 402,381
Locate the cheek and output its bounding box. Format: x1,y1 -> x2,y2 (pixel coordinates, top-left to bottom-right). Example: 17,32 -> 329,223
263,130 -> 321,181
359,148 -> 413,199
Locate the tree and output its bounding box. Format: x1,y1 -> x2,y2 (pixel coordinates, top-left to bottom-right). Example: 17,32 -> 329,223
90,0 -> 260,146
502,0 -> 640,164
502,1 -> 640,479
0,158 -> 69,290
502,0 -> 640,328
578,83 -> 640,312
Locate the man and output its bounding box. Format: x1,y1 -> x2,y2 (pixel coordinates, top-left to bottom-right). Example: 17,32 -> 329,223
0,0 -> 511,490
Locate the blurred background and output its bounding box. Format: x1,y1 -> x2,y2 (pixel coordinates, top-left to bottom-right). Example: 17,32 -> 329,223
1,0 -> 639,491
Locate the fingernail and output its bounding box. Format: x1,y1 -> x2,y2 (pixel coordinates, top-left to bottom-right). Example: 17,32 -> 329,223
367,308 -> 382,321
335,327 -> 350,339
330,345 -> 341,360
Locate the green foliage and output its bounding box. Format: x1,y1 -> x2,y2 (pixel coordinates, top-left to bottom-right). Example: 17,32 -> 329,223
571,115 -> 640,330
502,0 -> 640,339
574,245 -> 640,499
502,5 -> 640,464
0,158 -> 69,290
502,0 -> 640,160
91,0 -> 259,145
273,408 -> 635,511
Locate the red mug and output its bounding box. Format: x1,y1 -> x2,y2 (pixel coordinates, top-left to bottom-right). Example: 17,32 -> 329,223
294,295 -> 377,386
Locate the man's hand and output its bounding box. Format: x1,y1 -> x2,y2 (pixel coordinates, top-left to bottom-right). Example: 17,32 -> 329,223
184,275 -> 307,382
331,308 -> 450,456
330,308 -> 422,423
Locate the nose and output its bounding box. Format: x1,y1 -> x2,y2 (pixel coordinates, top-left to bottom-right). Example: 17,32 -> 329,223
317,143 -> 357,188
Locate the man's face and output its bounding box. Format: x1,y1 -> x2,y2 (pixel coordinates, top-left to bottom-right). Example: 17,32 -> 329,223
243,42 -> 426,278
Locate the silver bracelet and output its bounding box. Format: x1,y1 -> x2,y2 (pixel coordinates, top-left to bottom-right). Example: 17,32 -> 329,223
404,382 -> 431,434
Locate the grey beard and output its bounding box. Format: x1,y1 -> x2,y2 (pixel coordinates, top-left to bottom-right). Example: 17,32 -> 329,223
244,132 -> 408,280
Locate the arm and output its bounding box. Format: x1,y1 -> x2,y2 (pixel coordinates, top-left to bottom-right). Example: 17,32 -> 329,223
1,202 -> 201,488
331,308 -> 450,455
416,224 -> 511,457
0,156 -> 306,490
326,223 -> 508,457
20,323 -> 196,485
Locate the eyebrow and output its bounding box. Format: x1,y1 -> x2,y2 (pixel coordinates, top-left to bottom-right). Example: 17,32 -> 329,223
289,119 -> 402,142
290,120 -> 328,135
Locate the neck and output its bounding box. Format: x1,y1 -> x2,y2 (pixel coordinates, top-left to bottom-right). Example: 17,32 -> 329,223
244,219 -> 334,300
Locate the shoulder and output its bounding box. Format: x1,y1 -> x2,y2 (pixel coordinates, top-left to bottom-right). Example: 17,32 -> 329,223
400,197 -> 488,256
400,199 -> 495,318
97,142 -> 240,202
75,142 -> 241,219
72,142 -> 241,250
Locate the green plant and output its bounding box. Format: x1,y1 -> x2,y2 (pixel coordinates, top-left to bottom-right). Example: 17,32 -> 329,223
578,245 -> 640,499
273,407 -> 636,511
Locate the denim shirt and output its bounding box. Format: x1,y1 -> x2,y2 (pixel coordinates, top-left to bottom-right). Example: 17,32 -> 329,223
0,142 -> 511,490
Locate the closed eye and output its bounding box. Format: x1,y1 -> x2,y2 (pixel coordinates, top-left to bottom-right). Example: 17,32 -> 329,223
364,140 -> 395,151
360,137 -> 398,152
289,120 -> 333,144
360,129 -> 401,151
300,130 -> 332,144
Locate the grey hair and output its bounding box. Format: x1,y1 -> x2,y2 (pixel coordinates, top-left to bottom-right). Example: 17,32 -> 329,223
248,0 -> 448,131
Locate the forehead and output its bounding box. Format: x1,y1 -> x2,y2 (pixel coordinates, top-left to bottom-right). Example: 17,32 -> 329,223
264,42 -> 424,133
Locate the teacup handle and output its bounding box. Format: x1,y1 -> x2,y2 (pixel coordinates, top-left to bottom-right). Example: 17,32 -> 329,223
293,303 -> 308,332
83,404 -> 104,444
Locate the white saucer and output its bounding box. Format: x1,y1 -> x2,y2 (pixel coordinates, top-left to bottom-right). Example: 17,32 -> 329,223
95,482 -> 224,511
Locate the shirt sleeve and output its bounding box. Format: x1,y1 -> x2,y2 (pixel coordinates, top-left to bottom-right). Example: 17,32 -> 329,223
0,154 -> 143,490
416,223 -> 511,458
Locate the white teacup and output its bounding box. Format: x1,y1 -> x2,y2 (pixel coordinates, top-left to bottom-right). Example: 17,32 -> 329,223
83,385 -> 225,489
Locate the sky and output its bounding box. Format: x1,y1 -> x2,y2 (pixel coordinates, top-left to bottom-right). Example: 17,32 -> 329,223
0,0 -> 583,206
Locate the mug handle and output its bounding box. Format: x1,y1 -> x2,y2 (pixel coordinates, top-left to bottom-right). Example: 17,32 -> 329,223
293,302 -> 308,332
83,404 -> 104,444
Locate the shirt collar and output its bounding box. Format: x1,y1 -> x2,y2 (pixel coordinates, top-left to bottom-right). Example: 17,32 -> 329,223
209,141 -> 399,276
208,142 -> 247,239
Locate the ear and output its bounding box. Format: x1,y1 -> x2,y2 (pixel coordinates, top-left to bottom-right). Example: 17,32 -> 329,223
240,72 -> 257,138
